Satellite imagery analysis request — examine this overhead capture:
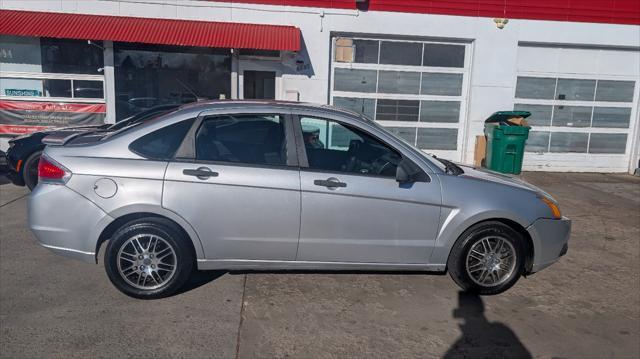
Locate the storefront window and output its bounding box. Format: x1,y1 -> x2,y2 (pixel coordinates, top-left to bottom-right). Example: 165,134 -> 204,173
114,43 -> 231,119
40,38 -> 104,74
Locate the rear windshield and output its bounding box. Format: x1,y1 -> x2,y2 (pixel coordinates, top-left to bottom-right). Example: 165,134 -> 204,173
128,118 -> 195,160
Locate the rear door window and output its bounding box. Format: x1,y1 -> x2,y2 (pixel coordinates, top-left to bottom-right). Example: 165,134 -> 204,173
129,118 -> 195,160
195,114 -> 287,166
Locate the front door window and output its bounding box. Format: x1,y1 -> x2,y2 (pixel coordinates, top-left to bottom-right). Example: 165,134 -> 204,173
299,116 -> 401,177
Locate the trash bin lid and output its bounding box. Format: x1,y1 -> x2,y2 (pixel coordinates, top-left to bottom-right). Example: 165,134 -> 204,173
485,111 -> 531,123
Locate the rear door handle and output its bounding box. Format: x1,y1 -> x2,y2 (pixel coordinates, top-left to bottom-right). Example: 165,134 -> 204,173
314,177 -> 347,188
183,167 -> 219,180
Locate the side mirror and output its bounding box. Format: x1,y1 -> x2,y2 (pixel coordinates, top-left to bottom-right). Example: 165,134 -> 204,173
396,158 -> 429,184
396,162 -> 412,183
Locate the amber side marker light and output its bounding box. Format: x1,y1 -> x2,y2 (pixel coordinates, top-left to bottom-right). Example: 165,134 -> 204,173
540,196 -> 562,219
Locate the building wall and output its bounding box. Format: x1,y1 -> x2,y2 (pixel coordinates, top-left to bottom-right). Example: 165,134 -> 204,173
1,0 -> 639,172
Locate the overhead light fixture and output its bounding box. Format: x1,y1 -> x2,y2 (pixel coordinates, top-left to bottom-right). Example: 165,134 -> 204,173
494,18 -> 509,29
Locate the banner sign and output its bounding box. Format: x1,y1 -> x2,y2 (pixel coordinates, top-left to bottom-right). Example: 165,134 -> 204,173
0,100 -> 106,135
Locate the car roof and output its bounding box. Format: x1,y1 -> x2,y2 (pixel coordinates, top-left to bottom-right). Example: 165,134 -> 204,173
176,100 -> 372,123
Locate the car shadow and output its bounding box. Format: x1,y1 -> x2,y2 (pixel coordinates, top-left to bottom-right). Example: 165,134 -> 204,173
174,270 -> 227,295
444,291 -> 532,359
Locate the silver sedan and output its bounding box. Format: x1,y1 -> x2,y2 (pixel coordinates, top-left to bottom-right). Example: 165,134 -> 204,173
28,101 -> 570,299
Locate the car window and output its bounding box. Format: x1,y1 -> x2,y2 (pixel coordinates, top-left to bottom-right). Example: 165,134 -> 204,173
195,114 -> 286,166
129,118 -> 195,160
300,116 -> 401,177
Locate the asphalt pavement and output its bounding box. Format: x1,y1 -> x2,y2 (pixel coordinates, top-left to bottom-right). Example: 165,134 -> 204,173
1,172 -> 639,358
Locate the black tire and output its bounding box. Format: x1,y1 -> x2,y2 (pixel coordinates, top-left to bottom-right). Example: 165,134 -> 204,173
22,150 -> 42,191
447,221 -> 525,295
104,218 -> 194,299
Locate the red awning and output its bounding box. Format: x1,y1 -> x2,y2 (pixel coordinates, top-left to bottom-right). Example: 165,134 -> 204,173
0,10 -> 301,51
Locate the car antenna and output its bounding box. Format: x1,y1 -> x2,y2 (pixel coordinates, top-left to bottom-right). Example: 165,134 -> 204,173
176,78 -> 203,102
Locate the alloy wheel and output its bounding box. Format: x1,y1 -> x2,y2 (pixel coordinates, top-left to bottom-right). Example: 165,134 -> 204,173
465,236 -> 516,287
116,234 -> 177,290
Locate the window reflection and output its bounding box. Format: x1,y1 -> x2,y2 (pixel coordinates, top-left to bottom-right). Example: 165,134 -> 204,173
114,43 -> 231,120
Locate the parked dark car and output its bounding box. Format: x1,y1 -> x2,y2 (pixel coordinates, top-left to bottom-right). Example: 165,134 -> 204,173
5,104 -> 180,190
0,149 -> 8,176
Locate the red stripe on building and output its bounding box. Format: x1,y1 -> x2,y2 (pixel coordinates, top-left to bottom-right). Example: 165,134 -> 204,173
0,10 -> 302,51
367,0 -> 640,25
218,0 -> 356,9
0,100 -> 106,114
209,0 -> 640,25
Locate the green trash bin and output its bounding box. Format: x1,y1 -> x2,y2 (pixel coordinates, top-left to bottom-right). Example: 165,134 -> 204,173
484,111 -> 531,175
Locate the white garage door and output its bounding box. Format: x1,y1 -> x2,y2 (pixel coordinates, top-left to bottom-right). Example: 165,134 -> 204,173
515,45 -> 639,172
329,36 -> 471,161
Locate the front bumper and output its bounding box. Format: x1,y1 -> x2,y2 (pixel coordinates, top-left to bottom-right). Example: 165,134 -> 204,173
526,216 -> 571,273
28,184 -> 113,263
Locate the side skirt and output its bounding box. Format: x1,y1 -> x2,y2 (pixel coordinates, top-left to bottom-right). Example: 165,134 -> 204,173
196,259 -> 446,272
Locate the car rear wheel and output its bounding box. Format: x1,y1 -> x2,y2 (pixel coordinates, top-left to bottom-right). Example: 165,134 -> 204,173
23,150 -> 42,191
447,221 -> 525,295
104,218 -> 193,299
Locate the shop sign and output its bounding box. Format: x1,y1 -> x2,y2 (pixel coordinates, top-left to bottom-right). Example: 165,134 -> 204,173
0,100 -> 106,135
5,89 -> 42,97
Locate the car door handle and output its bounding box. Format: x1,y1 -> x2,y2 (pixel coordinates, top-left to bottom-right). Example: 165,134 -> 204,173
183,167 -> 219,179
314,178 -> 347,188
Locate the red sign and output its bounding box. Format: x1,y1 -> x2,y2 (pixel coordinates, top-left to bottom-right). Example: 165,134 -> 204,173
0,100 -> 106,135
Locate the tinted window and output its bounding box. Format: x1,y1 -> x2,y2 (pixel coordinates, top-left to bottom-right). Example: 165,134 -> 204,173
552,106 -> 592,127
353,40 -> 379,64
379,41 -> 422,66
114,43 -> 231,119
333,68 -> 377,93
378,71 -> 420,94
423,44 -> 465,68
525,131 -> 550,152
595,80 -> 635,102
421,73 -> 463,96
416,128 -> 457,150
588,133 -> 627,154
386,127 -> 417,145
515,77 -> 556,99
514,104 -> 552,126
196,114 -> 286,166
73,80 -> 104,99
300,117 -> 401,177
549,132 -> 588,153
555,79 -> 595,101
592,107 -> 631,128
129,118 -> 195,160
40,38 -> 104,74
376,100 -> 419,122
333,97 -> 375,119
420,101 -> 460,123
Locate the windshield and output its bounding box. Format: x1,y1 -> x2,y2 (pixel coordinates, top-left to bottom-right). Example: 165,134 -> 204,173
362,115 -> 448,172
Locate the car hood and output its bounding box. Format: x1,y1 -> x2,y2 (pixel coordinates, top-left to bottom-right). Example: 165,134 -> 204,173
457,165 -> 555,200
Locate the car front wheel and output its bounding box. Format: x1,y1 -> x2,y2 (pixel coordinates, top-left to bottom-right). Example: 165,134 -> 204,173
447,221 -> 525,295
104,218 -> 193,299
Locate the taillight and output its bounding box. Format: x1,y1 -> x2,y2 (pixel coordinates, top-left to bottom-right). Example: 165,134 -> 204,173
38,156 -> 71,184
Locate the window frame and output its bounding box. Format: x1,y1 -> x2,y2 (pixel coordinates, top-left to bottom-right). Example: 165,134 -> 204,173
173,110 -> 299,170
513,72 -> 637,155
291,113 -> 426,181
329,35 -> 471,160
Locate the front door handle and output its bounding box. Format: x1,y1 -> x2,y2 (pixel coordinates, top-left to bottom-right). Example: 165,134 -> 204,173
183,167 -> 219,180
314,177 -> 347,188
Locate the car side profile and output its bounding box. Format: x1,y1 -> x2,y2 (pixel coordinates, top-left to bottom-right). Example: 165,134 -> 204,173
28,101 -> 570,299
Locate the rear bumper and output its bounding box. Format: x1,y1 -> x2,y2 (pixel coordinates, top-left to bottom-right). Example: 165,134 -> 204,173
28,184 -> 113,263
527,216 -> 571,273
